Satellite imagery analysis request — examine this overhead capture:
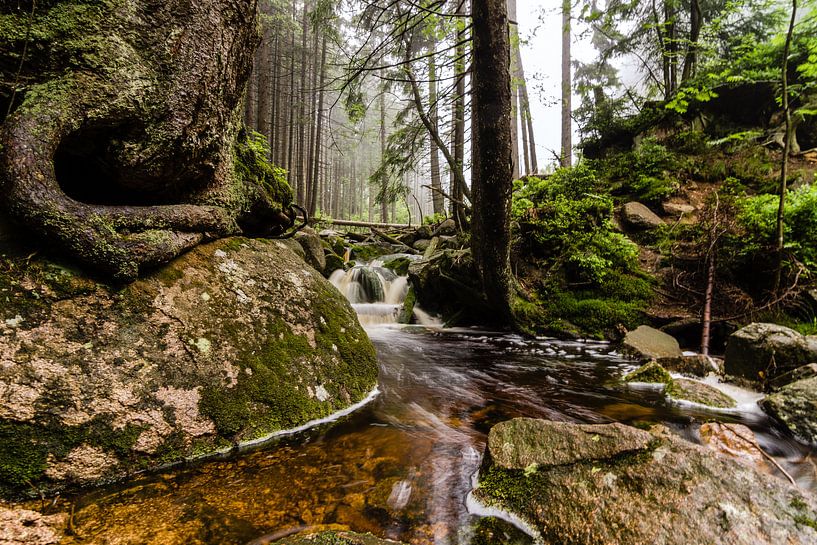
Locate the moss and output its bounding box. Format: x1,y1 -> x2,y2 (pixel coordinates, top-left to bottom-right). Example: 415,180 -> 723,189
232,130 -> 293,211
382,256 -> 411,276
0,416 -> 144,498
665,378 -> 737,408
197,284 -> 377,443
623,361 -> 673,384
350,243 -> 392,263
398,286 -> 416,324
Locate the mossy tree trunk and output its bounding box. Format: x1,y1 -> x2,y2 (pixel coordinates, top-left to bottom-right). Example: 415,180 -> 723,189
0,0 -> 293,282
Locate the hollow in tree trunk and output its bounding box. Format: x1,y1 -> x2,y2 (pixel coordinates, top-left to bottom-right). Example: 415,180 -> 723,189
0,0 -> 294,282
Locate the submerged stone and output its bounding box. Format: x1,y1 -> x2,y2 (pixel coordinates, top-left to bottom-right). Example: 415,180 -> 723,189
475,418 -> 817,545
273,530 -> 406,545
0,237 -> 378,497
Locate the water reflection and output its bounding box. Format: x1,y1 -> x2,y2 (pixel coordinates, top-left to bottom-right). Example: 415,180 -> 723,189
58,326 -> 816,545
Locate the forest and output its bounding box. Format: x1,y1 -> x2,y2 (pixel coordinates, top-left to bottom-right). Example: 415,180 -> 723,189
1,0 -> 817,544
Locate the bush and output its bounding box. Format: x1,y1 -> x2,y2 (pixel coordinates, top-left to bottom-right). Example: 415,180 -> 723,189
738,184 -> 817,272
596,138 -> 680,205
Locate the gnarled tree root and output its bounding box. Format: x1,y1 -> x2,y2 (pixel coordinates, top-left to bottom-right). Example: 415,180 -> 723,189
0,84 -> 239,282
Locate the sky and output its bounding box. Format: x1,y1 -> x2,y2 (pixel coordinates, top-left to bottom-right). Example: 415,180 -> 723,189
517,0 -> 596,169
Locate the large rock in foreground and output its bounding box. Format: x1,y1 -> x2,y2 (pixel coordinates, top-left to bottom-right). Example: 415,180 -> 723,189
0,237 -> 378,497
474,418 -> 817,545
761,377 -> 817,445
724,323 -> 817,383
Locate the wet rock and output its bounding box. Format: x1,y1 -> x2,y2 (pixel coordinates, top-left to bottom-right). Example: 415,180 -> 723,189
272,531 -> 406,545
761,377 -> 817,445
0,505 -> 65,545
666,378 -> 737,408
351,242 -> 393,263
295,230 -> 327,273
407,249 -> 491,325
724,323 -> 817,382
487,419 -> 653,470
657,354 -> 721,377
323,252 -> 347,276
475,417 -> 817,545
623,361 -> 672,383
622,325 -> 682,360
0,237 -> 378,497
621,202 -> 664,230
699,422 -> 770,473
769,364 -> 817,391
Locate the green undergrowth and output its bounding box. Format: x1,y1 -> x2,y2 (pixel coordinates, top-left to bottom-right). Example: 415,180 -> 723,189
512,164 -> 654,338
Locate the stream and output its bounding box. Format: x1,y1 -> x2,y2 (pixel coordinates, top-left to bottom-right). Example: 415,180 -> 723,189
58,262 -> 817,545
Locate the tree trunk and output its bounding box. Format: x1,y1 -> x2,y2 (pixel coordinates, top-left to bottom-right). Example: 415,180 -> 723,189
428,40 -> 444,216
0,0 -> 293,282
380,86 -> 388,223
560,0 -> 572,168
452,0 -> 468,229
471,0 -> 514,323
681,0 -> 702,82
774,0 -> 798,294
508,0 -> 520,179
309,34 -> 328,218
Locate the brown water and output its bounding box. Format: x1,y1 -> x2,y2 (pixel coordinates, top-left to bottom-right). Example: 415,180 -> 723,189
56,325 -> 817,545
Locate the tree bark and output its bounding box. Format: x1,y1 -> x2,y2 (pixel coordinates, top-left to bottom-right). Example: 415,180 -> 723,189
471,0 -> 514,323
508,0 -> 520,179
428,39 -> 444,216
0,0 -> 294,282
774,0 -> 798,294
560,0 -> 572,168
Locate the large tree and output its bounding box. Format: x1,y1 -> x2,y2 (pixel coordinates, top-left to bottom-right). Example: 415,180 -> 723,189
471,0 -> 514,322
0,0 -> 296,282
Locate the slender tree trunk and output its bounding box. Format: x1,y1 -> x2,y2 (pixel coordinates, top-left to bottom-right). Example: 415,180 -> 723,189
379,85 -> 388,223
452,0 -> 468,228
560,0 -> 572,168
428,40 -> 444,215
521,79 -> 538,174
666,1 -> 677,94
471,0 -> 514,323
774,0 -> 798,294
308,34 -> 327,217
296,0 -> 310,202
681,0 -> 701,82
508,0 -> 520,178
701,196 -> 719,356
306,25 -> 320,212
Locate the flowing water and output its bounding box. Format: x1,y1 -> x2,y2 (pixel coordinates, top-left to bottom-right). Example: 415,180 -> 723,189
56,262 -> 817,545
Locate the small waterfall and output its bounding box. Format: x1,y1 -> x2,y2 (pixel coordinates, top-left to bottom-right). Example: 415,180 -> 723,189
330,258 -> 428,326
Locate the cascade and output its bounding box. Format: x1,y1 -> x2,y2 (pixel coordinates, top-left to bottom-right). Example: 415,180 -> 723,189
329,256 -> 436,326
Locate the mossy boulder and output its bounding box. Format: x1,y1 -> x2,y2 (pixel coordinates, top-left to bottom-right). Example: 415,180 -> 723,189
273,530 -> 405,545
623,361 -> 673,383
761,377 -> 817,445
724,323 -> 817,383
474,418 -> 817,545
0,237 -> 378,498
666,378 -> 737,408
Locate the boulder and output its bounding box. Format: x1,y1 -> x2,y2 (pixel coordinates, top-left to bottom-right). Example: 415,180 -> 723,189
761,377 -> 817,445
724,323 -> 817,382
272,531 -> 406,545
622,325 -> 682,360
295,230 -> 327,273
475,418 -> 817,545
770,364 -> 817,391
412,238 -> 432,252
662,202 -> 696,218
407,249 -> 491,325
323,252 -> 347,276
623,361 -> 672,383
657,354 -> 721,377
431,218 -> 457,237
0,505 -> 65,545
621,202 -> 664,230
0,237 -> 378,497
666,378 -> 737,408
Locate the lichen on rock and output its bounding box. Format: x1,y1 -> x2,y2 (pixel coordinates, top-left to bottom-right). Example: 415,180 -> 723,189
0,236 -> 378,498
